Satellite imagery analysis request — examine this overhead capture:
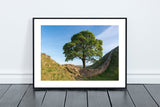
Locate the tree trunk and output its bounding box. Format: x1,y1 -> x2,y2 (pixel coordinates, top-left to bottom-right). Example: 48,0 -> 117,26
82,59 -> 86,68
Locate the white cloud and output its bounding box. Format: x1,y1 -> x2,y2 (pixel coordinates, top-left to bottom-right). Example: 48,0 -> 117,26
102,41 -> 118,53
96,26 -> 119,54
97,25 -> 119,39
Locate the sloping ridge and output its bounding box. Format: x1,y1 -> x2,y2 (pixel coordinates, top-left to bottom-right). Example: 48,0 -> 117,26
41,53 -> 76,80
79,47 -> 118,77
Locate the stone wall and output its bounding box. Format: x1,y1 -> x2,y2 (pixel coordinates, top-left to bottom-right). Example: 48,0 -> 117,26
79,51 -> 113,77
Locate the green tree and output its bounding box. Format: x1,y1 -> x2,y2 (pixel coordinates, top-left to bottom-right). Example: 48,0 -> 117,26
63,30 -> 103,68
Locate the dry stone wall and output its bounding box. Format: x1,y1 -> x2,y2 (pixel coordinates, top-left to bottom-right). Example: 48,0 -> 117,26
79,51 -> 113,77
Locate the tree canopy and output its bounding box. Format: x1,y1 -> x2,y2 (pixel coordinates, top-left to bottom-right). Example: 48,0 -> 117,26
63,30 -> 103,68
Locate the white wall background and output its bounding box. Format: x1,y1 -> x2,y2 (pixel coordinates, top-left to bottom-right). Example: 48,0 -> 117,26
0,0 -> 160,83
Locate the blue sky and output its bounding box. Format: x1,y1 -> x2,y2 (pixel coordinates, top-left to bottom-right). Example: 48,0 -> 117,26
41,25 -> 119,65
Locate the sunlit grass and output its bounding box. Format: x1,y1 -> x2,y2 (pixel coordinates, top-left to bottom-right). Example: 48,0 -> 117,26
84,47 -> 119,80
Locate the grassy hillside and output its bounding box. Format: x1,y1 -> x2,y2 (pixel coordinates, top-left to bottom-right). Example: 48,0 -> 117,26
87,51 -> 111,69
41,53 -> 76,80
84,47 -> 119,80
41,46 -> 118,81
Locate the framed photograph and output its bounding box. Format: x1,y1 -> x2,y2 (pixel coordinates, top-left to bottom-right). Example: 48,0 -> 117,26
33,18 -> 127,89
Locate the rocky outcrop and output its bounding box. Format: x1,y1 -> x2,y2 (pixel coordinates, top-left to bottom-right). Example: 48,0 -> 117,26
62,64 -> 82,76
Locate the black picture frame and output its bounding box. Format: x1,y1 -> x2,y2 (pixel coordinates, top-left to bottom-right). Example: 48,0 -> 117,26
33,17 -> 127,89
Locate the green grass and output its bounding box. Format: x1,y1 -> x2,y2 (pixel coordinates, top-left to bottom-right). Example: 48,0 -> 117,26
41,53 -> 75,80
41,46 -> 119,81
84,47 -> 119,80
87,52 -> 111,69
